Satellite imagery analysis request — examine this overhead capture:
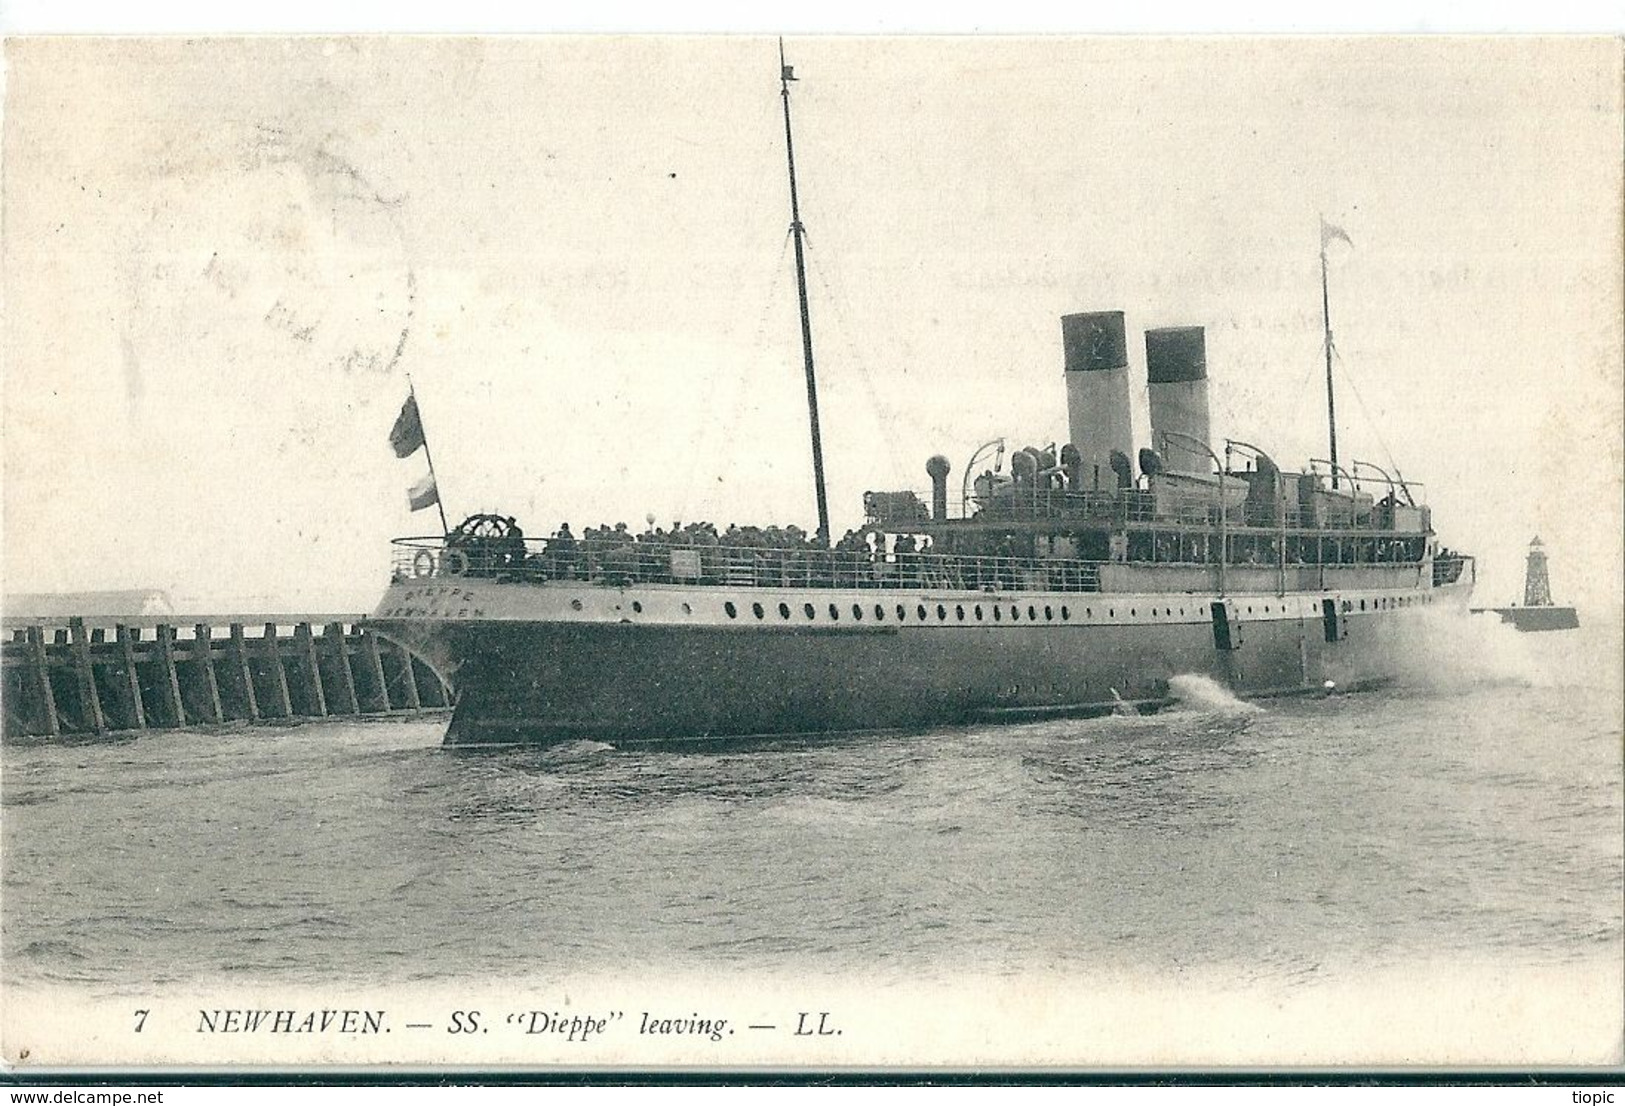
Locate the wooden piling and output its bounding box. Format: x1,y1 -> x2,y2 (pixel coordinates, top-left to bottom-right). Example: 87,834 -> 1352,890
117,625 -> 149,731
324,622 -> 361,716
25,627 -> 60,736
391,640 -> 422,710
69,617 -> 107,734
361,631 -> 391,712
294,622 -> 327,717
154,624 -> 187,726
228,624 -> 260,722
191,623 -> 224,724
3,615 -> 450,742
259,623 -> 293,718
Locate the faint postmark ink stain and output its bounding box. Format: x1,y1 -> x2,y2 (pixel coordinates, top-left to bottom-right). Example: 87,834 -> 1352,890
120,117 -> 418,408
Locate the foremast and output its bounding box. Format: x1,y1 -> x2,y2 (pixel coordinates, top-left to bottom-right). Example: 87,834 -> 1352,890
779,41 -> 832,549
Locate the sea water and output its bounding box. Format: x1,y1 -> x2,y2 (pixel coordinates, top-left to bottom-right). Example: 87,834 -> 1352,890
4,610 -> 1621,1065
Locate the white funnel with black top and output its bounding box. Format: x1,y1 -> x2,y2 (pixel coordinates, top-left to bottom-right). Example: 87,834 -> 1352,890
1145,325 -> 1212,475
1061,311 -> 1133,492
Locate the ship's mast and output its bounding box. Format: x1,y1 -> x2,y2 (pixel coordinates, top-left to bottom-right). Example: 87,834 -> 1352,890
1320,227 -> 1341,490
779,40 -> 831,548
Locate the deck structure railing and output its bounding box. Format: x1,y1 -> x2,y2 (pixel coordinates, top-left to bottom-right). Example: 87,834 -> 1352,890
391,537 -> 1469,594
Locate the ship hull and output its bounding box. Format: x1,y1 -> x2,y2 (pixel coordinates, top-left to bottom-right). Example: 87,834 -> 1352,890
368,575 -> 1475,746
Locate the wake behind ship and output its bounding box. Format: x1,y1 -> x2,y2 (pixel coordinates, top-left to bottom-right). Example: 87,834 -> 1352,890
366,54 -> 1476,747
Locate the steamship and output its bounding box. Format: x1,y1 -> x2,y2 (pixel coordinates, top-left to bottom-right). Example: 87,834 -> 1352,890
366,54 -> 1476,746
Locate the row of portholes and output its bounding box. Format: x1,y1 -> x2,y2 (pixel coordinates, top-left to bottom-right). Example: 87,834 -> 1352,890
593,592 -> 1430,621
1340,594 -> 1430,613
719,600 -> 1226,624
723,598 -> 1089,624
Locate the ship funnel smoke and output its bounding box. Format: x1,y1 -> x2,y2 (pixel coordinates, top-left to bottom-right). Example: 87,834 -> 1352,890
1145,326 -> 1212,475
1061,311 -> 1133,491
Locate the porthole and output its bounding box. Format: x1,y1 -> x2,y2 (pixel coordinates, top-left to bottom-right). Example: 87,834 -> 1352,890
1011,606 -> 1020,621
752,602 -> 765,620
1359,600 -> 1366,611
1264,605 -> 1270,614
993,606 -> 1002,621
1028,605 -> 1037,621
852,604 -> 863,621
1044,605 -> 1053,621
917,604 -> 928,620
955,605 -> 965,621
875,604 -> 886,621
1131,608 -> 1138,617
829,604 -> 840,620
1061,606 -> 1070,620
682,602 -> 693,615
572,599 -> 584,611
1086,607 -> 1093,618
937,604 -> 948,621
778,602 -> 791,619
804,603 -> 816,619
724,601 -> 737,619
1245,606 -> 1252,614
1109,608 -> 1115,618
896,604 -> 907,620
974,605 -> 984,621
631,600 -> 643,613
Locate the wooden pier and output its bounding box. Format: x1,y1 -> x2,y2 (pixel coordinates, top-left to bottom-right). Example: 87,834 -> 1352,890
2,615 -> 451,740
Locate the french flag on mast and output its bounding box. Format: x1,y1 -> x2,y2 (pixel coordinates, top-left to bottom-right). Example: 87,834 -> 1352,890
387,384 -> 449,532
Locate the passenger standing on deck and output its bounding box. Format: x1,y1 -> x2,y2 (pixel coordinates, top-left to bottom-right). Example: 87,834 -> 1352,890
551,523 -> 578,580
503,518 -> 526,574
895,532 -> 918,587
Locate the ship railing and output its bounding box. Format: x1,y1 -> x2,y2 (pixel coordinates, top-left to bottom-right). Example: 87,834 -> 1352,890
390,533 -> 1435,590
868,486 -> 1423,532
390,537 -> 1109,594
1432,555 -> 1473,587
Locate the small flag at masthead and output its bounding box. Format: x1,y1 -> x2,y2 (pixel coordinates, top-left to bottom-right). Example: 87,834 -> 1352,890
1320,217 -> 1353,251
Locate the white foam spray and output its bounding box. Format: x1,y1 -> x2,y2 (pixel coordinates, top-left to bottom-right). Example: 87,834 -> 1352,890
1166,673 -> 1261,715
1377,605 -> 1619,694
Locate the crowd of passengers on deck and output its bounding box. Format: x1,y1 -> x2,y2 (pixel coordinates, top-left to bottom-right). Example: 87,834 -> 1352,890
420,513 -> 1437,591
436,519 -> 946,587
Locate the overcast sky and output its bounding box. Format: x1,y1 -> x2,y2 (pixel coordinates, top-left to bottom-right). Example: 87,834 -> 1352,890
4,36 -> 1620,611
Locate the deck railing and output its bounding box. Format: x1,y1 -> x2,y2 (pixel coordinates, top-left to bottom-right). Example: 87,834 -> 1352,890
394,538 -> 1107,593
868,485 -> 1427,532
391,537 -> 1460,595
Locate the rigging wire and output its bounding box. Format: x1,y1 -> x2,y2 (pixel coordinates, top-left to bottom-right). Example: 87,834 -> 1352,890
802,229 -> 913,490
1330,341 -> 1407,479
674,227 -> 795,523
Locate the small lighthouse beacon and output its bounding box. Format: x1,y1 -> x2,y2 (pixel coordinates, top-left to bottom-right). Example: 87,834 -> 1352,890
1523,537 -> 1553,608
1476,535 -> 1578,631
